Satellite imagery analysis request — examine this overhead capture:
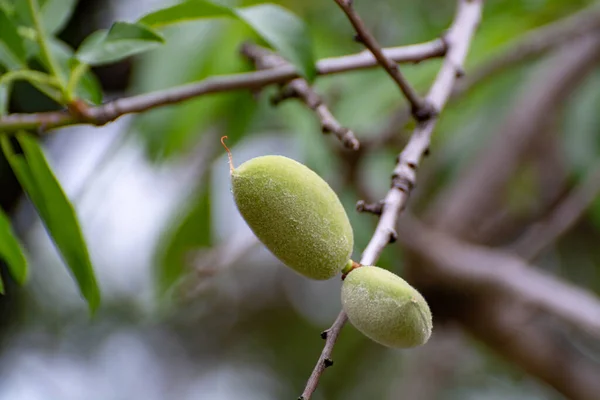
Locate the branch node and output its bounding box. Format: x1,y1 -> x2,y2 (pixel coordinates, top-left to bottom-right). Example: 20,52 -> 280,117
270,86 -> 298,106
440,31 -> 451,53
324,358 -> 334,368
320,330 -> 329,340
67,99 -> 96,124
411,101 -> 438,122
391,174 -> 415,193
356,200 -> 384,215
388,229 -> 398,244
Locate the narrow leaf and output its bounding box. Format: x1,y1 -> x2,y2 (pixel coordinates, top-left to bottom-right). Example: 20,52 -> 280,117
0,133 -> 100,311
75,22 -> 165,66
0,208 -> 28,285
0,80 -> 8,116
0,8 -> 27,69
139,1 -> 316,81
235,4 -> 316,81
40,0 -> 77,34
138,1 -> 233,27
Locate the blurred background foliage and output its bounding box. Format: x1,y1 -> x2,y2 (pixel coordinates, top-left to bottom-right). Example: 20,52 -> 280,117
1,0 -> 600,399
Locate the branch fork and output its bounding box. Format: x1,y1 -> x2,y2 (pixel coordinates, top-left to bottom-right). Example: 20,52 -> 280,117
332,0 -> 437,122
240,42 -> 360,150
299,1 -> 483,398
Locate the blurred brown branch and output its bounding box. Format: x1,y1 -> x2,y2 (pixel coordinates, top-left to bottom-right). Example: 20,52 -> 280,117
331,0 -> 436,121
240,43 -> 360,150
299,1 -> 483,398
461,298 -> 600,400
398,214 -> 600,399
429,34 -> 600,239
454,2 -> 600,97
510,162 -> 600,260
0,40 -> 445,133
398,214 -> 600,338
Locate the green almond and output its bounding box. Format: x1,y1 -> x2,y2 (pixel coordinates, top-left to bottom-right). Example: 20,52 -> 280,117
231,155 -> 353,280
342,266 -> 432,348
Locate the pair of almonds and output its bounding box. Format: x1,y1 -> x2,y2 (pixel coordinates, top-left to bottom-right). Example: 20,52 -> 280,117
226,143 -> 432,348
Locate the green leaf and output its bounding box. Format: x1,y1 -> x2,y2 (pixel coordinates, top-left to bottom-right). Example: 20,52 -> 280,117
0,80 -> 8,116
75,22 -> 165,66
40,0 -> 77,34
156,183 -> 212,296
139,1 -> 316,81
0,133 -> 100,312
48,38 -> 102,104
68,59 -> 102,105
0,208 -> 28,285
235,4 -> 316,81
133,20 -> 258,160
11,0 -> 75,33
0,0 -> 13,14
138,0 -> 233,27
0,8 -> 27,69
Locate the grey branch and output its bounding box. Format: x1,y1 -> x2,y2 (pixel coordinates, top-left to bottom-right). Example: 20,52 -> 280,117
454,2 -> 600,97
462,295 -> 600,399
332,0 -> 436,121
361,0 -> 482,263
511,162 -> 600,260
397,214 -> 600,338
397,214 -> 600,399
429,34 -> 600,238
299,1 -> 482,399
0,40 -> 445,133
240,43 -> 360,150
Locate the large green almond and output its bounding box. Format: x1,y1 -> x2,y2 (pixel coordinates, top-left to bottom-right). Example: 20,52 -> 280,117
232,155 -> 353,280
341,266 -> 432,348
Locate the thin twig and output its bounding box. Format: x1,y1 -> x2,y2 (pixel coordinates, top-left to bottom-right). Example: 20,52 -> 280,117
510,162 -> 600,260
240,43 -> 360,150
299,1 -> 482,399
332,0 -> 436,121
0,40 -> 445,133
453,2 -> 600,97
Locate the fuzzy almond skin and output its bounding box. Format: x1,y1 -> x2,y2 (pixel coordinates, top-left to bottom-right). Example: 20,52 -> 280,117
232,155 -> 353,280
341,266 -> 432,348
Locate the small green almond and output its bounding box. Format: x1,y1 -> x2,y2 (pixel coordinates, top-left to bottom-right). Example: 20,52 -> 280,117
341,266 -> 432,348
231,155 -> 353,280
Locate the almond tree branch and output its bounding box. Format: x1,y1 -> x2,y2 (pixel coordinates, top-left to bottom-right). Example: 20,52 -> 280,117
396,215 -> 600,399
299,1 -> 482,399
510,161 -> 600,260
429,34 -> 600,238
332,0 -> 436,121
461,297 -> 600,400
453,2 -> 600,97
0,40 -> 445,133
240,43 -> 360,150
397,214 -> 600,338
